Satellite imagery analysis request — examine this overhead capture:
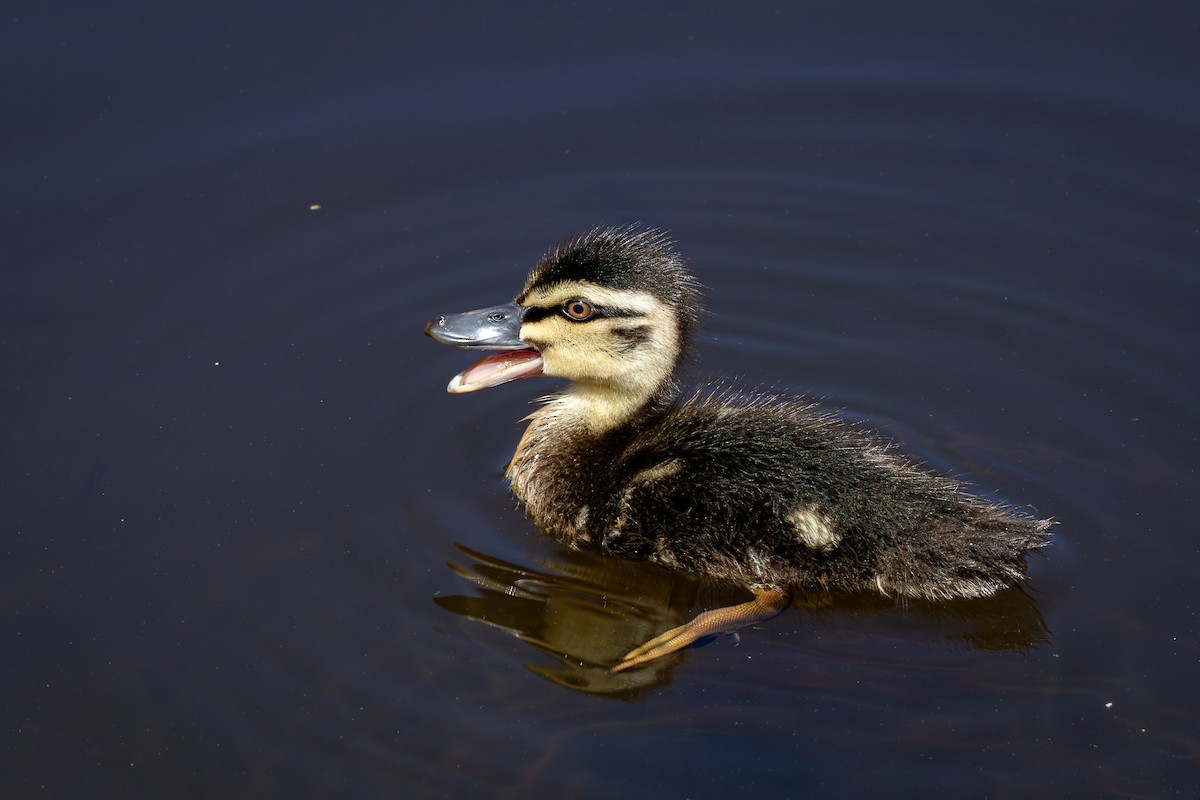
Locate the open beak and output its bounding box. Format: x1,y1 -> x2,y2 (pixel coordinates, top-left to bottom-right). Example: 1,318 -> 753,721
424,302 -> 545,393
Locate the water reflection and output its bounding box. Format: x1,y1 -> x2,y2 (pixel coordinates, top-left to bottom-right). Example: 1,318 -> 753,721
436,541 -> 1050,697
437,544 -> 695,697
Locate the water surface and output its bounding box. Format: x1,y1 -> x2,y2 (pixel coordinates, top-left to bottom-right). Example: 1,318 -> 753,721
4,2 -> 1198,797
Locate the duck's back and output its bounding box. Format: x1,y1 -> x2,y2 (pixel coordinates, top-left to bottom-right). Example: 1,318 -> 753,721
513,389 -> 1049,600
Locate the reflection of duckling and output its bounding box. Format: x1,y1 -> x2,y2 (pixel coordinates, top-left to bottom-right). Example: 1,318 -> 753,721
425,226 -> 1050,671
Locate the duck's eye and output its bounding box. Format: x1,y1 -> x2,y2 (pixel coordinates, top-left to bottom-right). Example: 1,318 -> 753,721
562,300 -> 594,321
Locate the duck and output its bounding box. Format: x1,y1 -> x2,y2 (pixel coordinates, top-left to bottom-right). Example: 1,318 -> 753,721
424,225 -> 1051,672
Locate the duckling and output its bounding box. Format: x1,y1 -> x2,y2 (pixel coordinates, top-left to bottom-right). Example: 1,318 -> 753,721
425,226 -> 1050,672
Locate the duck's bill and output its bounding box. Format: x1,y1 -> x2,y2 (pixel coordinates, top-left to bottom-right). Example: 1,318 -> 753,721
445,348 -> 544,393
424,302 -> 545,393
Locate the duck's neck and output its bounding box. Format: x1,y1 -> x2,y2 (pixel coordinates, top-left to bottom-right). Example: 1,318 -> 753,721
506,380 -> 674,511
548,377 -> 678,437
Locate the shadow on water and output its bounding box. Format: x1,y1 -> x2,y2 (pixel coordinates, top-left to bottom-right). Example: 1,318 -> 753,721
436,540 -> 1050,698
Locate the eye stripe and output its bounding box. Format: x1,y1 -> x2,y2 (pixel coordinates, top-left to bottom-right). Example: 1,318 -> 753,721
520,304 -> 644,323
597,307 -> 643,319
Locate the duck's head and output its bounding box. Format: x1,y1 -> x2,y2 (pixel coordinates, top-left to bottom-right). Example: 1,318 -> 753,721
425,226 -> 702,428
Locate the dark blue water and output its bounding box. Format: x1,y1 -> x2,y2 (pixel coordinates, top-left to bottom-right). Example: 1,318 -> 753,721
4,2 -> 1198,797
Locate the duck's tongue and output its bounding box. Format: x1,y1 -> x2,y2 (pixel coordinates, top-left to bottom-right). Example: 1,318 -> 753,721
447,348 -> 544,393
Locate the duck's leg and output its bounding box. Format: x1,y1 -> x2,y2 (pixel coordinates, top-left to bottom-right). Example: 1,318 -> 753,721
612,584 -> 790,672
